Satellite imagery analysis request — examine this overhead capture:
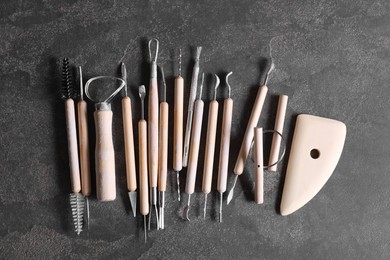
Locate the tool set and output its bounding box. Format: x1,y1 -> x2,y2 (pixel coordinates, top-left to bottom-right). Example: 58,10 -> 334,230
59,40 -> 346,239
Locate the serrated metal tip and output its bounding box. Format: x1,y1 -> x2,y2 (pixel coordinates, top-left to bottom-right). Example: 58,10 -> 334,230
70,193 -> 85,235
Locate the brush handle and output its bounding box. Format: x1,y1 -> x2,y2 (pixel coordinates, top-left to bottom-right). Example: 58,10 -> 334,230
139,120 -> 149,216
202,100 -> 218,194
65,99 -> 81,193
254,127 -> 264,204
185,100 -> 204,195
234,85 -> 268,176
94,109 -> 116,201
148,78 -> 159,188
268,95 -> 288,171
173,76 -> 184,172
77,100 -> 90,196
122,97 -> 137,192
217,98 -> 233,193
158,102 -> 169,192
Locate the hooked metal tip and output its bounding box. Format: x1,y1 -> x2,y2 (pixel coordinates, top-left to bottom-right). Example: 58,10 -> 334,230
148,39 -> 159,63
84,76 -> 126,104
195,46 -> 202,61
213,74 -> 220,100
226,72 -> 233,98
227,175 -> 238,205
121,62 -> 128,96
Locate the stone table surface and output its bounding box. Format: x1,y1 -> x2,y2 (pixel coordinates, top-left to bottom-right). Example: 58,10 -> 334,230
0,0 -> 389,259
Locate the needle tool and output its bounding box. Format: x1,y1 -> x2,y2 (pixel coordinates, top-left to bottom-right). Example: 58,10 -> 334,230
227,60 -> 274,205
77,66 -> 91,229
202,74 -> 220,219
184,73 -> 205,221
217,72 -> 233,222
147,39 -> 160,230
138,85 -> 149,243
121,62 -> 137,217
173,49 -> 184,201
183,47 -> 202,167
158,67 -> 169,229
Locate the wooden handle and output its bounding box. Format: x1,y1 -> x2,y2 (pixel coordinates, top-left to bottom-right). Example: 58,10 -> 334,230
158,102 -> 169,192
217,98 -> 233,193
185,100 -> 204,194
148,78 -> 159,188
122,97 -> 137,192
65,99 -> 81,193
268,95 -> 288,171
254,127 -> 264,204
94,109 -> 116,201
234,85 -> 268,175
173,76 -> 184,172
77,100 -> 90,196
139,120 -> 149,216
202,100 -> 218,193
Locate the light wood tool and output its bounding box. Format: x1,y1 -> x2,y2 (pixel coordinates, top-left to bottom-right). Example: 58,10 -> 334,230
227,62 -> 274,204
173,49 -> 184,201
268,95 -> 288,171
183,47 -> 202,167
280,114 -> 346,216
77,66 -> 90,229
138,85 -> 149,243
158,67 -> 169,229
184,73 -> 205,221
202,74 -> 220,219
217,72 -> 233,222
85,76 -> 126,201
254,127 -> 264,204
121,63 -> 137,217
147,39 -> 160,230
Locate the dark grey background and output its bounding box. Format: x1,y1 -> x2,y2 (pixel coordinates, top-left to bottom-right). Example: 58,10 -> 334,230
1,0 -> 389,259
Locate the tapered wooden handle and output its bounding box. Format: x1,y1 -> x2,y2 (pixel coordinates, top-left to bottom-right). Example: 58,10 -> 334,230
268,95 -> 288,171
202,100 -> 218,193
173,76 -> 184,172
234,85 -> 268,175
122,97 -> 137,192
139,120 -> 149,216
148,78 -> 159,188
158,102 -> 169,192
77,100 -> 90,196
254,127 -> 264,204
94,109 -> 116,201
217,98 -> 233,193
65,99 -> 81,193
185,100 -> 204,195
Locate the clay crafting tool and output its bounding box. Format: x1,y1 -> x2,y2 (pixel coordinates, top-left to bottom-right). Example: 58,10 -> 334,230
217,72 -> 233,222
173,49 -> 184,201
280,114 -> 346,216
60,57 -> 83,235
227,61 -> 275,204
202,74 -> 220,219
147,38 -> 160,230
138,85 -> 149,242
183,46 -> 202,167
77,66 -> 90,229
85,75 -> 125,201
158,67 -> 169,229
121,62 -> 137,217
254,127 -> 264,204
268,95 -> 288,171
184,73 -> 205,221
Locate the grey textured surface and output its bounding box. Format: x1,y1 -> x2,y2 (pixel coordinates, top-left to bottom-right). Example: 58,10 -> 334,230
1,0 -> 389,259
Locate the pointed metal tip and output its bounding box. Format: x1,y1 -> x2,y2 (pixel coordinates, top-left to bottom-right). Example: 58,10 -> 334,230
160,207 -> 164,230
227,175 -> 238,205
143,215 -> 147,243
176,171 -> 181,201
128,191 -> 137,217
219,192 -> 223,223
154,205 -> 160,230
203,193 -> 208,219
185,194 -> 191,221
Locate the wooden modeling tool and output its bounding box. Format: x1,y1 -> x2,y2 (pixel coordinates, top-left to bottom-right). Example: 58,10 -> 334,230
158,67 -> 169,229
184,73 -> 205,221
254,127 -> 264,204
280,114 -> 346,216
121,63 -> 137,217
227,62 -> 275,204
217,72 -> 233,222
202,74 -> 220,219
173,49 -> 184,201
